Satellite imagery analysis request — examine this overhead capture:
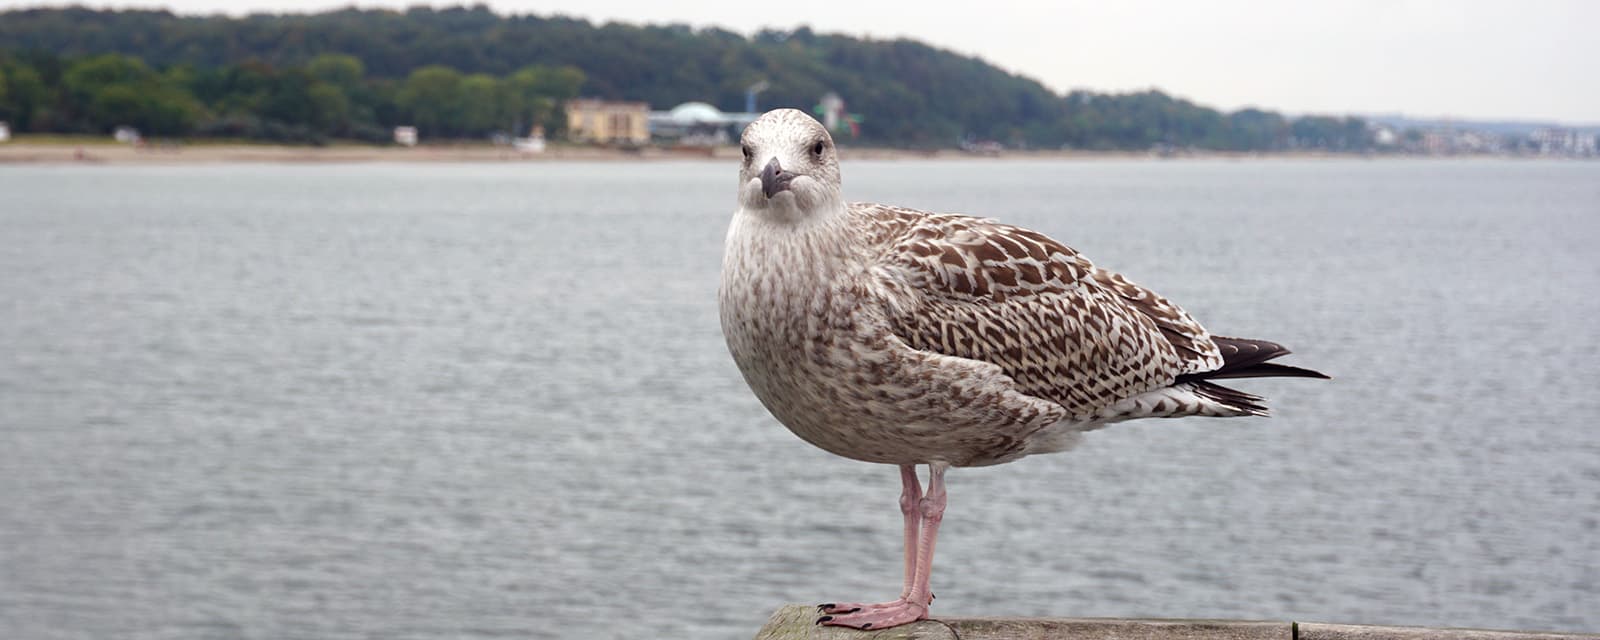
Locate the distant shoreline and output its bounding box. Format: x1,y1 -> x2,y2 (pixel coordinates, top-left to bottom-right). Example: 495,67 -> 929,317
0,140 -> 1579,165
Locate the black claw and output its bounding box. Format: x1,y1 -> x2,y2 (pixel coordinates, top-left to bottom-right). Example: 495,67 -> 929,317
816,616 -> 833,625
847,607 -> 861,614
818,603 -> 834,611
860,623 -> 873,629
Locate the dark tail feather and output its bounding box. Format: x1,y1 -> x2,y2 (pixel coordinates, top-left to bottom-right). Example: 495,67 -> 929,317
1176,336 -> 1332,383
1190,380 -> 1269,415
1201,362 -> 1330,380
1176,336 -> 1327,416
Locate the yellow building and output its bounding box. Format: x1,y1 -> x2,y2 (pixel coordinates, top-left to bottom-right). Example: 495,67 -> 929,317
565,99 -> 650,145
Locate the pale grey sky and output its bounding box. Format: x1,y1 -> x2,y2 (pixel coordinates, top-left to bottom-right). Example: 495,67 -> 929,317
4,0 -> 1595,123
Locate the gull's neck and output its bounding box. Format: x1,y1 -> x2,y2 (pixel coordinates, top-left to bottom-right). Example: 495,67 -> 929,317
728,195 -> 861,280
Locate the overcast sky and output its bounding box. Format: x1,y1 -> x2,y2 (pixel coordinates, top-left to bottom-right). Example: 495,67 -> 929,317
4,0 -> 1595,123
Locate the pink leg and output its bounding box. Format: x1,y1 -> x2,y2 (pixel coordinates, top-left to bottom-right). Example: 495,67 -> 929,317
818,463 -> 948,630
907,463 -> 947,605
897,464 -> 925,600
819,465 -> 921,615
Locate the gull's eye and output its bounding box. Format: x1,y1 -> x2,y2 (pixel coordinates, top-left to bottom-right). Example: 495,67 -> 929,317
811,140 -> 826,158
741,145 -> 753,163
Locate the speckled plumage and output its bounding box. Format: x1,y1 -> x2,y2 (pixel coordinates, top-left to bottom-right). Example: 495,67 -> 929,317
720,109 -> 1326,630
720,110 -> 1322,468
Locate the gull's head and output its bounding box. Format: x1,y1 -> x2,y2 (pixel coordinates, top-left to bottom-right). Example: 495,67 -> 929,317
737,109 -> 841,215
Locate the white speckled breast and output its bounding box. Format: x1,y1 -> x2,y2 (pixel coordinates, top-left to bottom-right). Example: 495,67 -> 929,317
719,206 -> 1068,467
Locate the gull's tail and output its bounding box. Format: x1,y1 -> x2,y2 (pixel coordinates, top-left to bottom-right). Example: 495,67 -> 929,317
1180,336 -> 1331,382
1174,336 -> 1330,416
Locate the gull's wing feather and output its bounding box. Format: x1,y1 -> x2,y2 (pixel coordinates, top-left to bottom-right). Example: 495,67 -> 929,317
858,203 -> 1223,418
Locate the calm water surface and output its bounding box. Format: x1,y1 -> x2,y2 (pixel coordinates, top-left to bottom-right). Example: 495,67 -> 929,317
1,159 -> 1597,639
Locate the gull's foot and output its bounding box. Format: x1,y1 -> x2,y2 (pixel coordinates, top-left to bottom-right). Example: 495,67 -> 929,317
817,599 -> 899,615
816,600 -> 928,630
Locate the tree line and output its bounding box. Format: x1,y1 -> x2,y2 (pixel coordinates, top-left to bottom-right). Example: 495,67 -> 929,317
0,50 -> 584,143
0,6 -> 1374,150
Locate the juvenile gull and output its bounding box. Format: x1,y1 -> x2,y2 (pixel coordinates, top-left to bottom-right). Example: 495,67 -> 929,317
719,109 -> 1328,630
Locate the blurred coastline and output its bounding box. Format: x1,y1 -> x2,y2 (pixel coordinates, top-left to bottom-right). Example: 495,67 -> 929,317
2,139 -> 1585,165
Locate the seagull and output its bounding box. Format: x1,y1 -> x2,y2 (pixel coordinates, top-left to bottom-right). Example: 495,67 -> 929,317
718,109 -> 1327,630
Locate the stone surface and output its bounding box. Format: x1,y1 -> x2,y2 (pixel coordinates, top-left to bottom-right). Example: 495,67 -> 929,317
752,606 -> 1600,640
752,604 -> 1289,640
750,604 -> 956,640
1297,623 -> 1600,640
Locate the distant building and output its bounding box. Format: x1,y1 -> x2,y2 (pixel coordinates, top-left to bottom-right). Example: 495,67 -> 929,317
513,125 -> 546,154
648,102 -> 760,146
817,92 -> 845,132
814,92 -> 861,137
113,126 -> 140,144
565,99 -> 650,145
1457,130 -> 1495,154
1531,127 -> 1597,156
0,121 -> 10,143
959,138 -> 1004,156
1420,128 -> 1467,155
393,126 -> 418,147
1371,125 -> 1398,147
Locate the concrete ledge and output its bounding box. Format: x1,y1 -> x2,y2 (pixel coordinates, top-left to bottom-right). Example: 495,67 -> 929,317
752,605 -> 1600,640
1297,622 -> 1599,640
753,604 -> 1288,640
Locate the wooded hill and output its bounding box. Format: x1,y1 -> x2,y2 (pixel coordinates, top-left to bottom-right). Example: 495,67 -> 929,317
0,5 -> 1373,150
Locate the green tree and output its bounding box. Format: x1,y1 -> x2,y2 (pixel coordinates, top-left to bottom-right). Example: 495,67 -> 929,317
1226,108 -> 1288,151
63,54 -> 151,92
61,53 -> 200,134
307,53 -> 364,89
0,58 -> 51,131
0,62 -> 31,128
525,65 -> 585,99
396,64 -> 464,136
140,86 -> 202,135
457,73 -> 501,135
502,65 -> 584,134
1289,116 -> 1371,151
308,82 -> 351,133
258,69 -> 316,127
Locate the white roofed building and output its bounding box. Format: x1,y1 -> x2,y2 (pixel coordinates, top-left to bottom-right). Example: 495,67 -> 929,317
648,102 -> 760,146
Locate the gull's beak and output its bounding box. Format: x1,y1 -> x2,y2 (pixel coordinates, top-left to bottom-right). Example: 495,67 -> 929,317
760,157 -> 794,198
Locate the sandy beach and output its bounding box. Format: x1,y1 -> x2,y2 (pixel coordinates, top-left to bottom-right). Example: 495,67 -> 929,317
0,141 -> 724,164
3,141 -> 1561,164
1,140 -> 1557,166
0,139 -> 1216,165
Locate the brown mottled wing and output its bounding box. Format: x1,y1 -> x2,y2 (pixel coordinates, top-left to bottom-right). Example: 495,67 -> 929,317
1083,264 -> 1223,373
865,205 -> 1222,417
